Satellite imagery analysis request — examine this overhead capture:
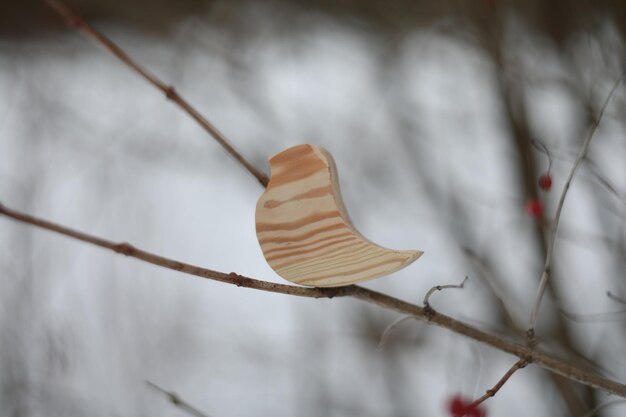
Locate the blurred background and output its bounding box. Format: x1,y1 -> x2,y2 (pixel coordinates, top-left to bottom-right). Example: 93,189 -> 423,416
1,0 -> 626,416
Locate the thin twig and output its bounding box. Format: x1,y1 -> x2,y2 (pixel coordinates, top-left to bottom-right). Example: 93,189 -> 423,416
560,308 -> 626,323
43,0 -> 269,188
530,139 -> 553,172
465,251 -> 603,411
146,381 -> 211,417
423,276 -> 469,307
463,248 -> 524,333
585,159 -> 626,206
580,399 -> 626,417
527,76 -> 625,338
467,358 -> 529,410
607,291 -> 626,305
2,203 -> 626,397
378,315 -> 418,349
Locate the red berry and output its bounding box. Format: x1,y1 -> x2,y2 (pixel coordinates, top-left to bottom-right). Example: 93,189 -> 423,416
526,199 -> 543,217
469,405 -> 486,417
448,396 -> 465,415
446,395 -> 487,417
538,174 -> 552,190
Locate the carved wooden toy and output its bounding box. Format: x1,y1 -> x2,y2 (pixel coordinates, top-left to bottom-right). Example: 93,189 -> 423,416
255,144 -> 422,287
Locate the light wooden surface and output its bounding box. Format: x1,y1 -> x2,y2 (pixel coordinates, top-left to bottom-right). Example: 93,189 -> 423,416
255,144 -> 422,287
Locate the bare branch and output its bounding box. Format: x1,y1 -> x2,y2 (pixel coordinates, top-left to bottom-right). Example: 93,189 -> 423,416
527,75 -> 625,338
146,381 -> 211,417
378,315 -> 418,349
43,0 -> 269,187
580,399 -> 626,417
560,308 -> 626,323
463,248 -> 524,334
423,276 -> 468,308
607,291 -> 626,305
467,358 -> 529,411
530,139 -> 553,172
2,202 -> 626,397
465,249 -> 604,410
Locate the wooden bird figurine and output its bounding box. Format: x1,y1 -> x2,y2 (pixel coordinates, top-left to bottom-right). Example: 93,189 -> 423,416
255,144 -> 422,287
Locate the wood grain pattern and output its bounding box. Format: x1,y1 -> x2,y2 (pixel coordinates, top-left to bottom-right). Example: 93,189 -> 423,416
256,144 -> 422,287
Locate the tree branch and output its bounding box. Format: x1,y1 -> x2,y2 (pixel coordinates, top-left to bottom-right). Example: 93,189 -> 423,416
527,75 -> 625,337
468,358 -> 529,410
2,202 -> 626,398
146,381 -> 211,417
423,276 -> 468,308
43,0 -> 269,188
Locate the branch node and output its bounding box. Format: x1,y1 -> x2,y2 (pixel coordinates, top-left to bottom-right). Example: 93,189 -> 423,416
525,330 -> 539,349
424,304 -> 436,320
169,392 -> 181,405
228,272 -> 244,287
146,380 -> 211,417
165,86 -> 177,100
114,242 -> 135,256
607,291 -> 626,305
